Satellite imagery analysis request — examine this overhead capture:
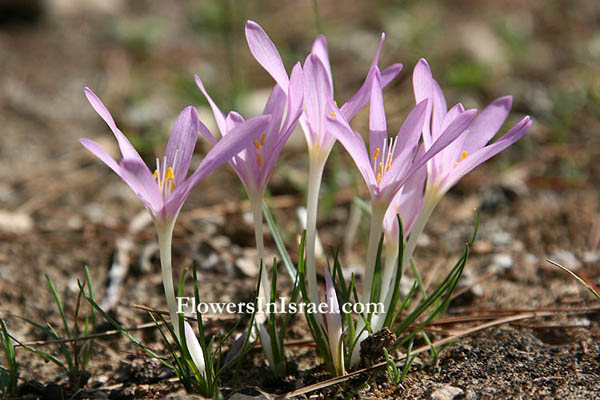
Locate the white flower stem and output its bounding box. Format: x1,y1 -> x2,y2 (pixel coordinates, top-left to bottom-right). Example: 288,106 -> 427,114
380,238 -> 399,302
402,194 -> 438,276
359,204 -> 386,305
250,193 -> 279,371
156,219 -> 180,341
250,195 -> 269,312
380,192 -> 440,323
305,156 -> 326,311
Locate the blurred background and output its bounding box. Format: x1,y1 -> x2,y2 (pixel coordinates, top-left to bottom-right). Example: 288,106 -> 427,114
2,0 -> 600,362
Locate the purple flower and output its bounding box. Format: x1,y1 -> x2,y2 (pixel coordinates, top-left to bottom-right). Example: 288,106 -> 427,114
79,88 -> 270,222
194,62 -> 304,198
327,67 -> 477,208
302,34 -> 403,160
412,59 -> 532,198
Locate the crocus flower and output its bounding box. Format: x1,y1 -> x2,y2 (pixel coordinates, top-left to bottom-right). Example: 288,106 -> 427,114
194,67 -> 303,203
327,66 -> 477,305
80,88 -> 270,344
399,59 -> 533,277
413,59 -> 533,201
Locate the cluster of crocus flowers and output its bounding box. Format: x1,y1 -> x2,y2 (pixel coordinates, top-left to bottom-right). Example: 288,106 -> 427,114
81,19 -> 531,381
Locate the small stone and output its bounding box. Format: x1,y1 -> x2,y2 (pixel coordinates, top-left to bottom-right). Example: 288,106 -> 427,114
523,253 -> 539,267
0,209 -> 33,233
490,253 -> 513,271
459,269 -> 483,297
583,251 -> 599,263
489,229 -> 511,246
431,385 -> 464,400
549,249 -> 581,271
417,233 -> 431,247
236,257 -> 258,277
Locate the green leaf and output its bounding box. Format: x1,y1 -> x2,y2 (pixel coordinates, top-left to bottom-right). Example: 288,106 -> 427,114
262,203 -> 297,281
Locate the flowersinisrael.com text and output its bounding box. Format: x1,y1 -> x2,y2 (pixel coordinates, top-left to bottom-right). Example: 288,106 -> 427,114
176,296 -> 384,315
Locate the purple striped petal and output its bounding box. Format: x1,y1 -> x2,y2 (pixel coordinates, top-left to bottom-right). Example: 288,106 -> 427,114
120,158 -> 162,214
443,116 -> 531,192
165,106 -> 199,187
84,88 -> 145,165
79,138 -> 122,176
381,63 -> 403,88
369,68 -> 387,167
391,99 -> 429,163
311,35 -> 333,89
327,103 -> 377,189
245,21 -> 289,92
462,96 -> 513,156
194,75 -> 227,137
412,59 -> 434,147
198,120 -> 217,145
303,54 -> 333,144
170,115 -> 271,213
431,79 -> 448,140
387,109 -> 476,196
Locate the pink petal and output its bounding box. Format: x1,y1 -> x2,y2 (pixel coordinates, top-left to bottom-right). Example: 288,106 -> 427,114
462,96 -> 513,156
198,120 -> 217,145
84,88 -> 144,164
327,102 -> 376,189
303,54 -> 334,142
431,79 -> 448,140
79,138 -> 121,176
194,75 -> 227,137
444,116 -> 531,192
165,106 -> 199,187
120,158 -> 162,215
311,35 -> 333,89
369,68 -> 387,167
172,115 -> 271,211
245,21 -> 289,92
411,59 -> 434,148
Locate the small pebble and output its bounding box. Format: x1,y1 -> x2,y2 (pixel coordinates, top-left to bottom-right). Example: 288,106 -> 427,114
489,229 -> 511,246
431,385 -> 464,400
0,209 -> 33,233
549,249 -> 581,271
490,253 -> 513,271
583,251 -> 599,263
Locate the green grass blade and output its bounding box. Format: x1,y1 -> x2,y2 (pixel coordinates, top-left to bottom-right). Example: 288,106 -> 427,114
45,274 -> 71,339
262,202 -> 297,281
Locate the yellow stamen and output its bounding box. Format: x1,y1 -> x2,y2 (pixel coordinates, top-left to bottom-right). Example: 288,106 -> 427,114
455,151 -> 468,168
260,133 -> 266,146
330,111 -> 336,118
376,162 -> 383,184
254,140 -> 260,150
153,170 -> 158,179
256,153 -> 263,168
164,167 -> 175,187
372,148 -> 380,161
